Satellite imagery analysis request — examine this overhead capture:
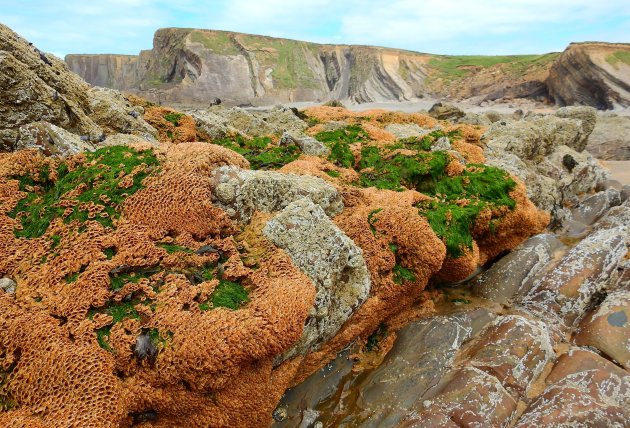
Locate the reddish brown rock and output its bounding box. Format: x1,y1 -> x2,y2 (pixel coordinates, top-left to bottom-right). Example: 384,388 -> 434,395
575,289 -> 630,370
464,314 -> 555,400
515,348 -> 630,427
404,367 -> 518,427
519,226 -> 627,335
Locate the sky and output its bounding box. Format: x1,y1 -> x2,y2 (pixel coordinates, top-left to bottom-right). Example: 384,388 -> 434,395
1,0 -> 629,58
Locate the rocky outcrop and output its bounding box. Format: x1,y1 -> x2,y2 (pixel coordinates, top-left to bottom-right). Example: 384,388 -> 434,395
483,110 -> 609,221
263,198 -> 370,361
547,42 -> 630,109
0,23 -> 157,151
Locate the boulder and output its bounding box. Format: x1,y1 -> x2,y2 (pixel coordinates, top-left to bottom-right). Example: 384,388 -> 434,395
463,315 -> 555,399
483,114 -> 608,218
514,348 -> 630,427
405,366 -> 518,427
472,234 -> 565,304
574,289 -> 630,369
431,136 -> 451,152
569,188 -> 621,225
354,309 -> 495,427
263,198 -> 370,361
519,226 -> 628,335
555,106 -> 597,152
16,121 -> 95,156
384,123 -> 434,139
428,102 -> 465,121
210,165 -> 343,223
0,277 -> 16,294
86,87 -> 157,138
279,131 -> 330,156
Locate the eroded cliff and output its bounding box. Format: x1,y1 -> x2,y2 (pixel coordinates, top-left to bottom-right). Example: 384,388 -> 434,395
66,28 -> 630,109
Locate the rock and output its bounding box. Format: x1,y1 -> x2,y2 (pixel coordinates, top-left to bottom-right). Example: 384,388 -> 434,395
16,121 -> 95,156
405,366 -> 518,427
587,114 -> 630,160
272,348 -> 355,427
263,198 -> 370,361
209,165 -> 343,224
86,87 -> 157,138
384,123 -> 433,139
428,102 -> 465,121
622,185 -> 630,202
430,136 -> 451,152
472,234 -> 565,305
569,188 -> 621,225
485,110 -> 503,123
574,289 -> 630,369
101,133 -> 159,148
354,309 -> 495,426
484,115 -> 609,218
0,25 -> 104,148
0,277 -> 16,294
555,106 -> 597,152
463,315 -> 555,400
134,333 -> 157,364
547,42 -> 630,110
279,131 -> 330,156
457,113 -> 491,126
187,110 -> 234,139
593,204 -> 630,235
519,226 -> 628,336
514,348 -> 630,427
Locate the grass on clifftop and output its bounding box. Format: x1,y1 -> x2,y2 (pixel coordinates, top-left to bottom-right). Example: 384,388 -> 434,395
189,30 -> 240,55
428,53 -> 560,80
9,146 -> 159,238
606,51 -> 630,68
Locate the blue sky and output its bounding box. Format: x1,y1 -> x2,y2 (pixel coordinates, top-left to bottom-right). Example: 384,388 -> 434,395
2,0 -> 629,58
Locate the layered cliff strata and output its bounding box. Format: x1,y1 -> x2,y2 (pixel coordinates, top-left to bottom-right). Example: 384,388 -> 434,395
67,28 -> 429,106
66,28 -> 630,109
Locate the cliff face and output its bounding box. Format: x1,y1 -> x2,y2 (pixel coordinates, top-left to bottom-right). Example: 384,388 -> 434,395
547,43 -> 630,109
67,29 -> 430,106
65,29 -> 630,109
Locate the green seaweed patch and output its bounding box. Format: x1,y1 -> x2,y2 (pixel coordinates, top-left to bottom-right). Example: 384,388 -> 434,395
157,243 -> 193,254
325,170 -> 340,178
393,265 -> 416,284
211,136 -> 300,170
109,271 -> 152,291
103,247 -> 117,260
89,299 -> 144,351
164,112 -> 184,126
367,208 -> 382,235
199,280 -> 249,311
358,150 -> 449,192
9,146 -> 159,238
419,164 -> 517,257
315,125 -> 368,168
398,129 -> 461,151
148,327 -> 174,349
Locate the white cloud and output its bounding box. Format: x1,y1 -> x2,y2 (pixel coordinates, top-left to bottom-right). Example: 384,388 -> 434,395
1,0 -> 628,56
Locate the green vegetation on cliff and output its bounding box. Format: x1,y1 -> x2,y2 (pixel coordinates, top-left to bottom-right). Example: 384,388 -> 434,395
428,53 -> 560,81
606,50 -> 630,68
189,30 -> 240,55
